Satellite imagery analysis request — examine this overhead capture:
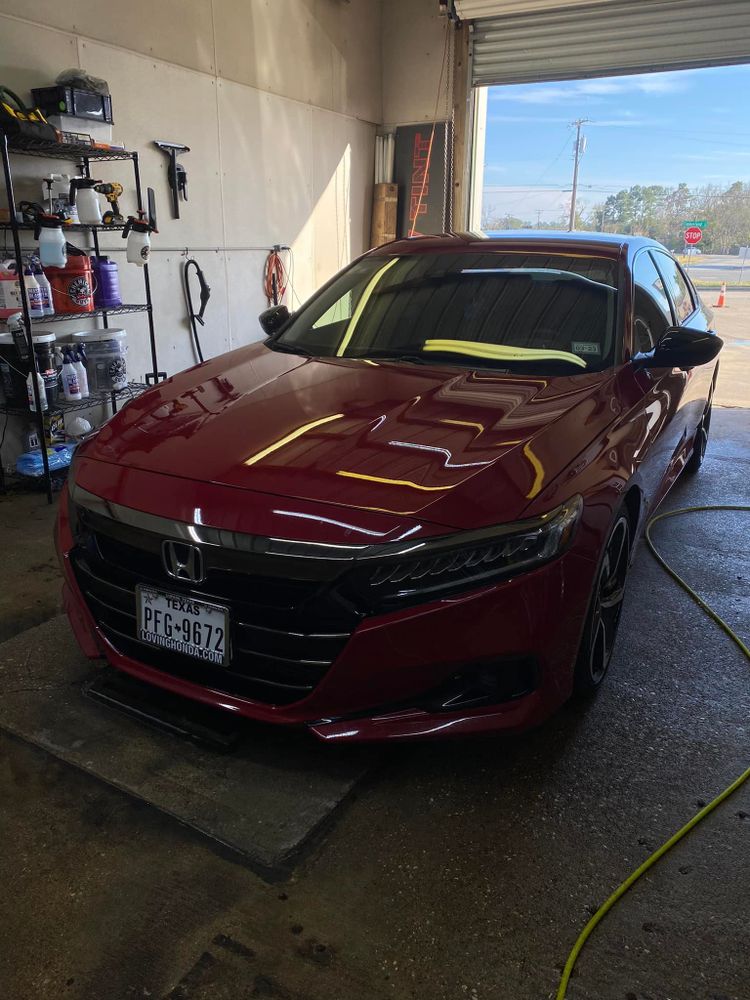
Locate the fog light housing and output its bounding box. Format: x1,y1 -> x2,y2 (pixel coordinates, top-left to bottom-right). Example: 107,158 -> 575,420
424,657 -> 538,712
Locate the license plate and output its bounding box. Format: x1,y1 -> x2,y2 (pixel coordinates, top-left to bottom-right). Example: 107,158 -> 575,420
136,585 -> 229,665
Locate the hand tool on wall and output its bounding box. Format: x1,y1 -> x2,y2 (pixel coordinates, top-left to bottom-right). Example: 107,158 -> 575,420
94,181 -> 124,224
153,140 -> 190,219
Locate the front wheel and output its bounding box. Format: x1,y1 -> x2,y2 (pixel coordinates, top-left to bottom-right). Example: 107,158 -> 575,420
573,512 -> 632,695
684,401 -> 712,475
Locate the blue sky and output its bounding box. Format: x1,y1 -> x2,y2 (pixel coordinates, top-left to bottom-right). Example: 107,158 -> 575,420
483,64 -> 750,223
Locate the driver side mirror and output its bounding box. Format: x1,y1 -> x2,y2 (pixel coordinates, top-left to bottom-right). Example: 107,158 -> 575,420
640,326 -> 723,369
259,304 -> 290,336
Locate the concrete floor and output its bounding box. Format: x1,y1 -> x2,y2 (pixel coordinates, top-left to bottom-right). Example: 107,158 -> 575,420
0,486 -> 61,642
0,412 -> 748,1000
711,291 -> 750,409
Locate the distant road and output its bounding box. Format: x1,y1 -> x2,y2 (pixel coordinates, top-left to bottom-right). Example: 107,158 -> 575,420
682,254 -> 750,283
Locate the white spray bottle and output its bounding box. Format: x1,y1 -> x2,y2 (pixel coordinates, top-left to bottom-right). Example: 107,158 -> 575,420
122,211 -> 153,267
61,350 -> 82,401
73,349 -> 89,399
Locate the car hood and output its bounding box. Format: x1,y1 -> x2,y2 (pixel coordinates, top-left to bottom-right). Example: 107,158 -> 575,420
86,343 -> 615,529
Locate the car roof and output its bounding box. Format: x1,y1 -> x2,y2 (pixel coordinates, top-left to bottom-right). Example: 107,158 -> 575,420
371,230 -> 667,260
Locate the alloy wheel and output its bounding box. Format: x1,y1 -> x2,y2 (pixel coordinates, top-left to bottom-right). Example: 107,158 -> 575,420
588,515 -> 631,685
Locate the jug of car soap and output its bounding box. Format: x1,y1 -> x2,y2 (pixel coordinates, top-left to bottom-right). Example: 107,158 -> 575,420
122,212 -> 151,266
69,178 -> 102,225
61,350 -> 82,401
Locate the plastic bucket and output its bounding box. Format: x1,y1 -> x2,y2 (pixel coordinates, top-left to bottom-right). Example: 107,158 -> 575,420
71,327 -> 127,391
45,257 -> 95,314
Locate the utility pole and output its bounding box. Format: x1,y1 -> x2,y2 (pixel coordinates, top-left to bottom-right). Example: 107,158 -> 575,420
536,209 -> 542,229
568,119 -> 590,231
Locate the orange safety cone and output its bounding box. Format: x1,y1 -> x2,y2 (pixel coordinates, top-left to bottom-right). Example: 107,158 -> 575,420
714,282 -> 727,308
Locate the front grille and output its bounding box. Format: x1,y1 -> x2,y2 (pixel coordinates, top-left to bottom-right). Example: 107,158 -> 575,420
71,507 -> 359,706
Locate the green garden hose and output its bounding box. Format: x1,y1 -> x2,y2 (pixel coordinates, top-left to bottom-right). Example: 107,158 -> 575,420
556,505 -> 750,1000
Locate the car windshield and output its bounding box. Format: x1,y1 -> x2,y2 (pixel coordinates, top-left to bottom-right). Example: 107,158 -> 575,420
272,251 -> 619,374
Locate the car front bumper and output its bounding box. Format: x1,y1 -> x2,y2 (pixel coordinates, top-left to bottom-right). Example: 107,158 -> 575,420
57,482 -> 599,743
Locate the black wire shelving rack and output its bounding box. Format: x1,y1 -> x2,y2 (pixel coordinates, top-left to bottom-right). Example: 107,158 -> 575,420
0,132 -> 165,502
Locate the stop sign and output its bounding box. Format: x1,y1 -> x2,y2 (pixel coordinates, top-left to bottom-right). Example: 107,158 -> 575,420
684,226 -> 703,245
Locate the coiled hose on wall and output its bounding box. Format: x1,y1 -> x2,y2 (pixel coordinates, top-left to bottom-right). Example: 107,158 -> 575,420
183,258 -> 211,364
556,505 -> 750,1000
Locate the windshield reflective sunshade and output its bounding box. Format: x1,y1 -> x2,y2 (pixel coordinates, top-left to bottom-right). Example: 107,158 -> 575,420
274,252 -> 618,373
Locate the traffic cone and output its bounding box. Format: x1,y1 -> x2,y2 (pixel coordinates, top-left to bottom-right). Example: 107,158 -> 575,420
714,282 -> 727,308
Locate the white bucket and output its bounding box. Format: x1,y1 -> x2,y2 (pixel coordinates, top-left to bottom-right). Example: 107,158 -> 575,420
68,327 -> 128,392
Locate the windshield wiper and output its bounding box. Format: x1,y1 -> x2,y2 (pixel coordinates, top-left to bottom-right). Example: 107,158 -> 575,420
350,351 -> 431,364
267,341 -> 313,357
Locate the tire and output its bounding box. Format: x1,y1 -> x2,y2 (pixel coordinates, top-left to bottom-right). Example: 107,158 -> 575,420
684,401 -> 712,475
573,511 -> 632,695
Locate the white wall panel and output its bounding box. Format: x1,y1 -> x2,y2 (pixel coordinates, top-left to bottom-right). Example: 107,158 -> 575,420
0,0 -> 216,75
78,41 -> 225,247
224,250 -> 277,348
217,79 -> 313,249
381,0 -> 448,126
212,0 -> 381,122
0,15 -> 77,94
311,107 -> 374,287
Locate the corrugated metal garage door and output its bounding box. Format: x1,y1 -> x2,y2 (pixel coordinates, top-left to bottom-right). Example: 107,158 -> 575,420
457,0 -> 615,16
468,0 -> 750,87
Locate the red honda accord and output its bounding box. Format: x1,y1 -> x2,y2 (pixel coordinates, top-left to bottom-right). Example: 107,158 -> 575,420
56,233 -> 722,741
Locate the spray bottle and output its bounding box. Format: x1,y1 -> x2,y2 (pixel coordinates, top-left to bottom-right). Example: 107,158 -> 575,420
34,264 -> 55,316
26,367 -> 48,412
61,350 -> 82,401
69,178 -> 103,225
122,211 -> 153,266
73,348 -> 89,399
23,266 -> 45,319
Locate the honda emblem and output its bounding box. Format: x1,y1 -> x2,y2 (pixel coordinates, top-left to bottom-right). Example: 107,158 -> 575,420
162,540 -> 205,583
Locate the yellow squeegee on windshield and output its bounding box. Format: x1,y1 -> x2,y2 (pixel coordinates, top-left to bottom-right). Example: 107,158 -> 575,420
422,339 -> 587,369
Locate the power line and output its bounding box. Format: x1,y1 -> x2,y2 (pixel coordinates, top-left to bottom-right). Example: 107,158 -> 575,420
592,122 -> 750,149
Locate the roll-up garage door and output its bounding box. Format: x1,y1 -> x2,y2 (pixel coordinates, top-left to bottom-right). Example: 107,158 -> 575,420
468,0 -> 750,87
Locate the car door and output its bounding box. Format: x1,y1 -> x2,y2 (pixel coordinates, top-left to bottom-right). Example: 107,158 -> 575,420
651,249 -> 715,444
619,249 -> 689,510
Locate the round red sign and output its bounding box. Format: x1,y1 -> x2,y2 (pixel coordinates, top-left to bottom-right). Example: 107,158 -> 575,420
684,226 -> 703,245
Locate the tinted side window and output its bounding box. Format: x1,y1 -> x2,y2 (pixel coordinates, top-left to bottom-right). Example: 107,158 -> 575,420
653,251 -> 695,323
632,252 -> 672,353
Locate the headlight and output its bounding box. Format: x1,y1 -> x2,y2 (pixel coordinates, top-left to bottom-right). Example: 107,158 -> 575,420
345,494 -> 583,611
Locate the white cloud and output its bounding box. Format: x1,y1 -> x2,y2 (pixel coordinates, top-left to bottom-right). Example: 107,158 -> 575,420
490,71 -> 690,106
576,80 -> 625,95
487,114 -> 570,124
590,118 -> 650,127
489,113 -> 657,128
683,151 -> 750,161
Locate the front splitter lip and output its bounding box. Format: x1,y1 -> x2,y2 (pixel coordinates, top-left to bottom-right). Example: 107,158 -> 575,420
307,691 -> 543,742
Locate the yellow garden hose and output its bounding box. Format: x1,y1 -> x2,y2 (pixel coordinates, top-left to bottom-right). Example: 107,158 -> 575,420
556,504 -> 750,1000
